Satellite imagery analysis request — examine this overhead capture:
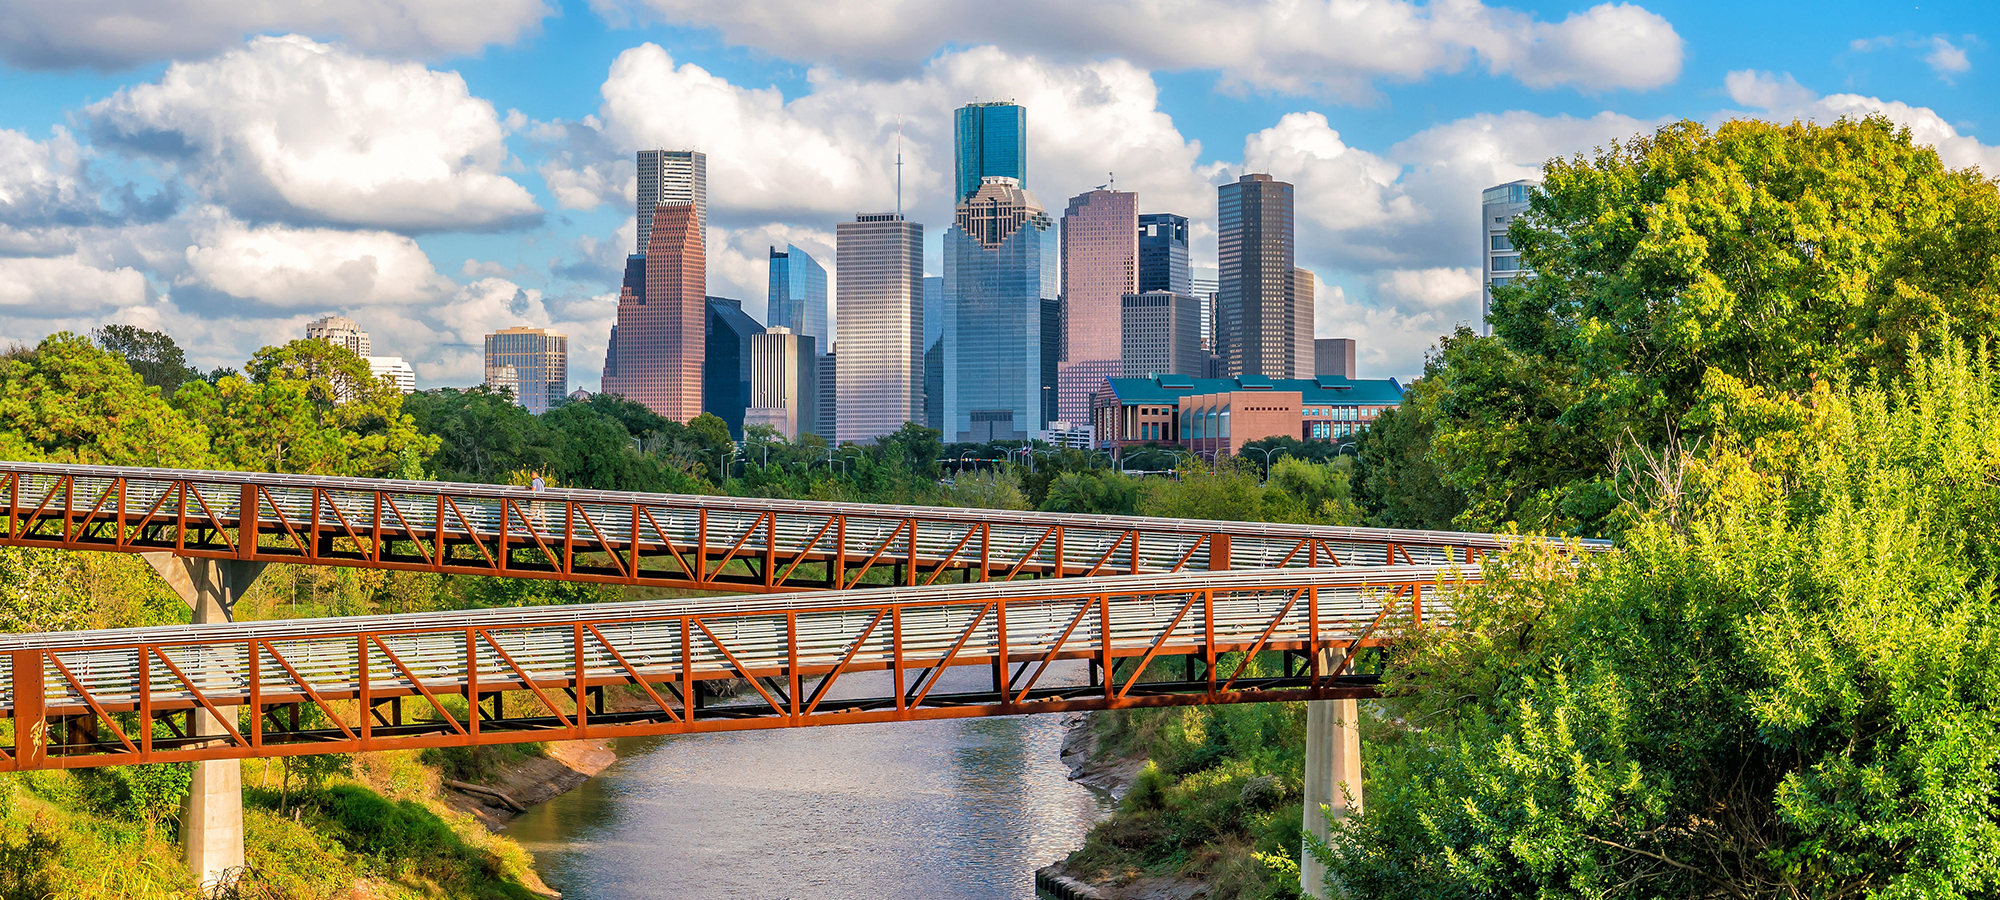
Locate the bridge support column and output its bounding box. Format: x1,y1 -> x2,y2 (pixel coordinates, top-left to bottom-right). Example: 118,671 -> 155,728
1300,651 -> 1362,900
142,554 -> 268,893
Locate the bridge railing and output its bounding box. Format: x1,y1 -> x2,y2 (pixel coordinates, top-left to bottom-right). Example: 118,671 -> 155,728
0,565 -> 1474,770
0,462 -> 1603,592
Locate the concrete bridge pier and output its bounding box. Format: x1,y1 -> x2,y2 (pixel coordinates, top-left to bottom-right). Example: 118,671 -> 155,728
1300,650 -> 1362,900
142,554 -> 268,893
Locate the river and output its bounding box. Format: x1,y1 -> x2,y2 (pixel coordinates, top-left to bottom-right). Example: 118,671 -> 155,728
504,663 -> 1114,899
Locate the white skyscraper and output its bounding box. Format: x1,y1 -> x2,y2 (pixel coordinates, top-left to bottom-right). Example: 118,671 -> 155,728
365,356 -> 416,394
1481,180 -> 1537,335
305,315 -> 370,356
836,214 -> 923,444
636,149 -> 708,255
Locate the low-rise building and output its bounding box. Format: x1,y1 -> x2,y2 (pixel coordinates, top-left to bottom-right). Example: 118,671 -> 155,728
1090,374 -> 1403,456
365,356 -> 416,394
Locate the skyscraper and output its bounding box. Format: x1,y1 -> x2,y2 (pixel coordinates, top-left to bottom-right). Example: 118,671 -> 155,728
1121,291 -> 1203,378
1481,179 -> 1536,334
744,326 -> 819,440
1217,173 -> 1301,378
1290,267 -> 1316,379
636,150 -> 707,255
483,327 -> 567,413
944,176 -> 1059,442
1315,338 -> 1357,378
602,202 -> 705,421
703,296 -> 764,438
766,245 -> 828,348
835,213 -> 923,443
1138,213 -> 1191,295
923,275 -> 945,432
954,102 -> 1026,202
306,315 -> 370,356
1058,188 -> 1137,424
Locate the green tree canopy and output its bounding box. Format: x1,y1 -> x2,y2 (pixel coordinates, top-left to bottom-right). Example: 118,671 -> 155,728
0,333 -> 209,466
1366,115 -> 2000,536
90,325 -> 201,396
174,339 -> 437,476
1324,343 -> 2000,898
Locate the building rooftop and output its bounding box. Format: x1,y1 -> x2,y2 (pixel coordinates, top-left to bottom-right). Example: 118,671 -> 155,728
1100,375 -> 1404,406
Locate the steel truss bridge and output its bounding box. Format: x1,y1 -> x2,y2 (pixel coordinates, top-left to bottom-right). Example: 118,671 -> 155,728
0,462 -> 1605,772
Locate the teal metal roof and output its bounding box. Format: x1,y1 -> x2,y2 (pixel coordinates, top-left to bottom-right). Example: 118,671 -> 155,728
1101,375 -> 1404,406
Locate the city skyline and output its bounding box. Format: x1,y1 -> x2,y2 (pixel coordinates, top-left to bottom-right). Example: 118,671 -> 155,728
0,2 -> 1992,390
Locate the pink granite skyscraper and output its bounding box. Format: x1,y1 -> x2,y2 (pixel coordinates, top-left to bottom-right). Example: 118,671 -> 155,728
1057,188 -> 1137,425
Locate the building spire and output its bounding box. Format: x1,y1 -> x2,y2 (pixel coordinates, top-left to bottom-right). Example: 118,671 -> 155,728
896,115 -> 904,220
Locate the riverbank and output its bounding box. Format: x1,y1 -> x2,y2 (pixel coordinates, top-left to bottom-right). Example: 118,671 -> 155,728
1039,712 -> 1216,900
1039,701 -> 1311,900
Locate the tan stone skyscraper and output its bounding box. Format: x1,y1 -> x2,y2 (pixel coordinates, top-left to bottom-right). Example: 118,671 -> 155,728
1290,267 -> 1316,379
1057,188 -> 1137,424
602,202 -> 705,421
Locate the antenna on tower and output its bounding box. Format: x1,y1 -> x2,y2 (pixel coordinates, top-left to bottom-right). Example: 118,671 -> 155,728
896,116 -> 904,220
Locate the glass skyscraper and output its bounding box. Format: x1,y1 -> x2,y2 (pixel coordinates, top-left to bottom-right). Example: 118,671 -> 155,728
483,327 -> 568,414
766,244 -> 828,348
1138,213 -> 1191,295
954,102 -> 1027,202
923,275 -> 944,432
703,296 -> 764,439
835,214 -> 923,444
944,176 -> 1059,442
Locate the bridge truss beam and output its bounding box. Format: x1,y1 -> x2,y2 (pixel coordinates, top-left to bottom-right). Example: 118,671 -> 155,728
0,463 -> 1569,593
0,566 -> 1463,771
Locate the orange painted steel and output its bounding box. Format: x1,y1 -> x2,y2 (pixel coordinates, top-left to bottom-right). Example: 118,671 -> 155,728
0,565 -> 1468,771
0,462 -> 1595,593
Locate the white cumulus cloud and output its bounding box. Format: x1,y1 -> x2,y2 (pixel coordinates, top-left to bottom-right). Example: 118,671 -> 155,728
176,212 -> 455,309
589,0 -> 1683,99
86,35 -> 540,233
0,0 -> 552,71
538,42 -> 1214,287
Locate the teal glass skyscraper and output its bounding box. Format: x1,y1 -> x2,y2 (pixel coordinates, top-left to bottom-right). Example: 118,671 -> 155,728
954,102 -> 1026,202
766,244 -> 828,348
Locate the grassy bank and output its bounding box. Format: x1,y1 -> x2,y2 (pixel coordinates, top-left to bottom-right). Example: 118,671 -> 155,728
1056,655 -> 1392,900
0,747 -> 549,900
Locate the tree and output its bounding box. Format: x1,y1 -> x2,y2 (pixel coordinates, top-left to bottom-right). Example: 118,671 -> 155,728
0,332 -> 209,467
175,340 -> 438,476
1041,470 -> 1140,515
1321,343 -> 2000,899
90,325 -> 201,395
404,386 -> 554,483
1381,115 -> 2000,537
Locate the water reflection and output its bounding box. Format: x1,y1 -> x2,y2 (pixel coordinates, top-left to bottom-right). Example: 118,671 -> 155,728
505,663 -> 1113,900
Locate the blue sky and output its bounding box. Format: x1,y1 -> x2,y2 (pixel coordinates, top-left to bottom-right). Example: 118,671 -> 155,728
0,0 -> 1992,386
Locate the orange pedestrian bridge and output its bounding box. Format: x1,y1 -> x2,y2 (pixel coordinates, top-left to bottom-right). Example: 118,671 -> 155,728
0,461 -> 1608,894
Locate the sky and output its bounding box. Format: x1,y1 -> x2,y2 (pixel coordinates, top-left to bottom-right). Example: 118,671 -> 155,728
0,0 -> 1994,387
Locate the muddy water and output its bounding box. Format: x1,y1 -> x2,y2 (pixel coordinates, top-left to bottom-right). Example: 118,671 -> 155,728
504,663 -> 1113,899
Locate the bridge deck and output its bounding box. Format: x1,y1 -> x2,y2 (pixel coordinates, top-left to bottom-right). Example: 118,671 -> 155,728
0,462 -> 1602,592
0,565 -> 1470,770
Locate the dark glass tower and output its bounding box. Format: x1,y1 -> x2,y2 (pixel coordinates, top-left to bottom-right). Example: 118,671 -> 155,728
954,102 -> 1027,202
1137,213 -> 1191,295
703,296 -> 765,439
1217,174 -> 1299,378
